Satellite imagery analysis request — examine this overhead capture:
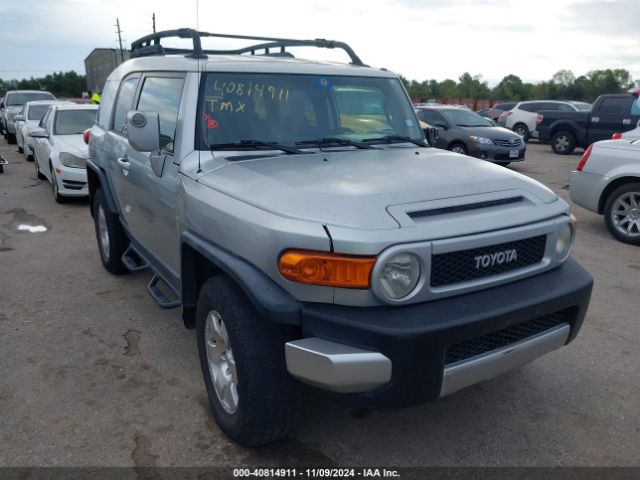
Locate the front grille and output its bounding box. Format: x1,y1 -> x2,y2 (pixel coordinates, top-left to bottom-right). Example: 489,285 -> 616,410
431,235 -> 546,287
445,309 -> 571,364
408,197 -> 523,220
493,138 -> 522,147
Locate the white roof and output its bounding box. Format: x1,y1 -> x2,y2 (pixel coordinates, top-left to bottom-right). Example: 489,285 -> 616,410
108,54 -> 397,82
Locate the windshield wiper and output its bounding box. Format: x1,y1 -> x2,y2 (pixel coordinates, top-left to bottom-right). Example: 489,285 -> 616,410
362,135 -> 428,147
209,139 -> 302,154
296,137 -> 374,149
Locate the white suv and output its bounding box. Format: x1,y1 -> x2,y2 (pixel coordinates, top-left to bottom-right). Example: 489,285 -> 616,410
502,100 -> 591,141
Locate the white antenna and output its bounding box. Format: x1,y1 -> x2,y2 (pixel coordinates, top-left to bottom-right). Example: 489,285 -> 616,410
195,0 -> 200,31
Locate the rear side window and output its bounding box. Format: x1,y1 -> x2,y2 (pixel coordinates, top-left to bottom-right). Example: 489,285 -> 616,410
136,76 -> 185,153
519,103 -> 540,113
557,103 -> 575,111
598,97 -> 628,115
630,100 -> 640,115
417,109 -> 445,124
112,75 -> 140,134
494,102 -> 515,111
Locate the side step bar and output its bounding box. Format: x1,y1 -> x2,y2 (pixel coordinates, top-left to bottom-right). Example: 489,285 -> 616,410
121,245 -> 150,273
147,274 -> 181,309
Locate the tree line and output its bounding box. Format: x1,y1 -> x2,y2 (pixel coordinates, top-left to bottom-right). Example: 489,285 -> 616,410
0,71 -> 87,98
1,68 -> 637,103
400,69 -> 637,103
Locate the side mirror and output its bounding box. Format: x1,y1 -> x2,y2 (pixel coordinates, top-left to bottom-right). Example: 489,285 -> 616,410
423,127 -> 439,147
31,128 -> 48,138
14,115 -> 25,122
126,110 -> 160,152
484,117 -> 497,126
434,121 -> 449,130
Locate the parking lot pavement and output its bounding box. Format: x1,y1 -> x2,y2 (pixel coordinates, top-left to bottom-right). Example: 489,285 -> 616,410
0,138 -> 639,467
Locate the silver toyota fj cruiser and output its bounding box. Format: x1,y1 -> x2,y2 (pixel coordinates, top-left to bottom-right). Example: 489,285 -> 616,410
87,28 -> 593,447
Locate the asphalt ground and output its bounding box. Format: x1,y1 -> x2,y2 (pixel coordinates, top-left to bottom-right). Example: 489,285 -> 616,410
0,137 -> 638,467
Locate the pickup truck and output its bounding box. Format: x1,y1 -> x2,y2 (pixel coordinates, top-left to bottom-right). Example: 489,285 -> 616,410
537,92 -> 640,155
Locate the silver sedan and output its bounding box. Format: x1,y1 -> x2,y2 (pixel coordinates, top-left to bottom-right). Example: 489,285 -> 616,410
570,138 -> 640,245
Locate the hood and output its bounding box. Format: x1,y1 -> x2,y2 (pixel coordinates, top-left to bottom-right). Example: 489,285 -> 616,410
198,146 -> 558,230
456,125 -> 522,140
54,134 -> 88,158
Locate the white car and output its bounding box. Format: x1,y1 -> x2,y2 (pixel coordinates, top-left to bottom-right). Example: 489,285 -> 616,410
502,100 -> 591,141
570,138 -> 640,245
14,100 -> 60,160
31,104 -> 98,203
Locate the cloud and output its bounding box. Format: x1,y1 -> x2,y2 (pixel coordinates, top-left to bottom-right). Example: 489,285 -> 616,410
563,0 -> 640,36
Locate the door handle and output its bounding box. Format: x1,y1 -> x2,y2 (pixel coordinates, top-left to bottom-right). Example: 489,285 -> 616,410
117,155 -> 130,171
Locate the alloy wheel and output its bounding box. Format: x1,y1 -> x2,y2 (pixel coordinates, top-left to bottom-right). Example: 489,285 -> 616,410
97,204 -> 111,260
611,191 -> 640,238
205,310 -> 239,414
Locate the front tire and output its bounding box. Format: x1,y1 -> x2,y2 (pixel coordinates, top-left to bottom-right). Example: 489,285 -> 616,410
551,130 -> 576,155
50,166 -> 68,204
196,275 -> 300,447
7,133 -> 16,144
604,182 -> 640,245
34,157 -> 45,180
92,188 -> 129,274
448,143 -> 468,155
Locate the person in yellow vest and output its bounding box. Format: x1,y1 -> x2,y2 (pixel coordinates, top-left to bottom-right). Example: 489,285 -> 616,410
91,91 -> 101,104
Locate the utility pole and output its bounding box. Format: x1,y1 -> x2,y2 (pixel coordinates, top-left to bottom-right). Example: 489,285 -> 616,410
152,13 -> 156,33
115,18 -> 124,64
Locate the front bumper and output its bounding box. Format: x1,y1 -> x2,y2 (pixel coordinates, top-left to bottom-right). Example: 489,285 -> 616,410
286,258 -> 592,406
55,165 -> 88,196
467,142 -> 526,163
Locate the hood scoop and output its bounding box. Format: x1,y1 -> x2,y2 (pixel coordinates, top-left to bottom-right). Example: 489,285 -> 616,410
408,196 -> 523,220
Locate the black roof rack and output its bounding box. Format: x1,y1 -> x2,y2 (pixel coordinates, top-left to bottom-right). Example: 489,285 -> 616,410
130,28 -> 366,66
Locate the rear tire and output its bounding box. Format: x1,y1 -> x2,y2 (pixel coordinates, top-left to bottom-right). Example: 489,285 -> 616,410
18,145 -> 23,153
513,123 -> 530,142
604,182 -> 640,245
7,133 -> 16,144
92,188 -> 129,274
551,130 -> 576,155
196,275 -> 300,447
496,161 -> 511,167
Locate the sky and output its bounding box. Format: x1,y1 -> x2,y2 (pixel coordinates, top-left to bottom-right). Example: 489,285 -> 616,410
0,0 -> 638,86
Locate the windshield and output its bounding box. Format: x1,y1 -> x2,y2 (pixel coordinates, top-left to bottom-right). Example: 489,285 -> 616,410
198,73 -> 422,149
572,102 -> 592,111
441,108 -> 493,127
54,109 -> 96,135
7,92 -> 55,106
28,104 -> 51,120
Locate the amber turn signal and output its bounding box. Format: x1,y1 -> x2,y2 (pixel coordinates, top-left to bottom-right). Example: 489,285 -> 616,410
278,250 -> 376,289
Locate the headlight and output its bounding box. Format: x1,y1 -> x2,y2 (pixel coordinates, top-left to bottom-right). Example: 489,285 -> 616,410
555,222 -> 574,261
59,152 -> 86,169
469,136 -> 494,145
379,252 -> 421,299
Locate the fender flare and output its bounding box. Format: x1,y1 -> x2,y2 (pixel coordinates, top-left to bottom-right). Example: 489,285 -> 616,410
86,160 -> 118,215
181,230 -> 301,325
